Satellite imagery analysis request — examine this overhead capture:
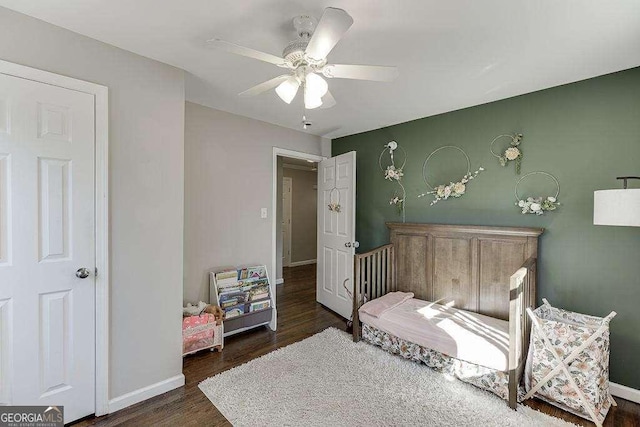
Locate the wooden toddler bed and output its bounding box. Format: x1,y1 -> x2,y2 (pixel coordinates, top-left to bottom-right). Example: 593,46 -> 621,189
352,223 -> 543,409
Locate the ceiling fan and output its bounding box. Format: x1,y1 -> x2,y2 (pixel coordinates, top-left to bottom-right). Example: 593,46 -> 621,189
207,7 -> 398,110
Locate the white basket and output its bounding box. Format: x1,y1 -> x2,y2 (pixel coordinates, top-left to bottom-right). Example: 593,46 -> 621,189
523,299 -> 616,426
182,313 -> 224,356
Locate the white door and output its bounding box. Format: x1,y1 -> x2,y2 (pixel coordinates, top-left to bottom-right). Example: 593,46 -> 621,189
282,177 -> 292,267
317,151 -> 356,319
0,73 -> 96,423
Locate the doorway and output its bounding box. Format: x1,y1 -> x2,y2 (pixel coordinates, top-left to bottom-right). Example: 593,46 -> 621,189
279,158 -> 318,275
270,148 -> 324,330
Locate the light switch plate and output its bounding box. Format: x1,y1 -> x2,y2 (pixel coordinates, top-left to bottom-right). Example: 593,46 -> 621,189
261,208 -> 268,218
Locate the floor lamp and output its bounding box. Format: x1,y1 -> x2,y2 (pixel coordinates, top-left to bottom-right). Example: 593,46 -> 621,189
594,177 -> 640,227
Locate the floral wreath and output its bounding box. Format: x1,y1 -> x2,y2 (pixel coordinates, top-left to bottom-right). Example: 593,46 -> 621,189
379,140 -> 407,221
418,146 -> 484,206
515,171 -> 560,215
490,133 -> 523,174
326,157 -> 342,213
328,187 -> 341,213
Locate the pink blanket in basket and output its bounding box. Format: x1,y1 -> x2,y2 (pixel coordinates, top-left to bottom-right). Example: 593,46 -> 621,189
183,313 -> 215,342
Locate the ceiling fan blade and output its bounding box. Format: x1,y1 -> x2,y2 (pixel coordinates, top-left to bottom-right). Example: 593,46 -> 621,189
305,8 -> 354,61
321,90 -> 336,109
207,38 -> 286,67
239,75 -> 291,97
322,64 -> 399,82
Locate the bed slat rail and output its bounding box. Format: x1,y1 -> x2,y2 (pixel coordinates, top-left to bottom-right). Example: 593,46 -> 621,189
508,256 -> 537,409
353,244 -> 395,342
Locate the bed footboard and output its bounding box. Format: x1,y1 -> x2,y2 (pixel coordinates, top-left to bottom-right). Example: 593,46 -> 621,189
508,257 -> 537,409
353,244 -> 396,342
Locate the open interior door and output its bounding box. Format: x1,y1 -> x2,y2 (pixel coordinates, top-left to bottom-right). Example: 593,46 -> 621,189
317,151 -> 357,319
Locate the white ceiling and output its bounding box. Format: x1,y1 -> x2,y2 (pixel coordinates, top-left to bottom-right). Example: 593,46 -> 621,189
3,0 -> 639,138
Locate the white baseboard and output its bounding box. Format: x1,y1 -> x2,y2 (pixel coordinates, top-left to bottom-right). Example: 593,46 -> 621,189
288,259 -> 317,267
275,278 -> 284,285
108,374 -> 185,413
610,381 -> 640,404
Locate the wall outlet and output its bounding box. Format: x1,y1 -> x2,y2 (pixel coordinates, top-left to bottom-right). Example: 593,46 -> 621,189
261,208 -> 268,219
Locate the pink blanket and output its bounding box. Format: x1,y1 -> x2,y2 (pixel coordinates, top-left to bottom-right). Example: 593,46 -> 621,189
359,291 -> 414,318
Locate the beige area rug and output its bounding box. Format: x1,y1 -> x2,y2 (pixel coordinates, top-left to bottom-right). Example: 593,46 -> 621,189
199,327 -> 575,426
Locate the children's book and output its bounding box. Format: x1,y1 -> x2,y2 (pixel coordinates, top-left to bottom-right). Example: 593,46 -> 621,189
224,305 -> 245,319
249,300 -> 270,312
219,291 -> 248,306
249,285 -> 269,301
246,266 -> 267,280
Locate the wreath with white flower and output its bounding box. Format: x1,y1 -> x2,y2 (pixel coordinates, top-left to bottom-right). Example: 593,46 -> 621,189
379,140 -> 407,221
418,146 -> 484,206
515,171 -> 560,215
490,133 -> 524,174
326,157 -> 342,213
327,187 -> 341,213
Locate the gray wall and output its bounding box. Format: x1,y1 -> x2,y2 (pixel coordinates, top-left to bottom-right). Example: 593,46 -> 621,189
334,66 -> 640,389
0,7 -> 185,399
283,167 -> 318,263
184,102 -> 322,303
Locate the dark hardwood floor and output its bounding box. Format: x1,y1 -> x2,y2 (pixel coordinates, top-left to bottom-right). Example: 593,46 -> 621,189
75,264 -> 639,426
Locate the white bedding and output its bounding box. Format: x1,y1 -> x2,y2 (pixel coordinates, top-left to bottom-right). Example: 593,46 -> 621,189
359,298 -> 509,371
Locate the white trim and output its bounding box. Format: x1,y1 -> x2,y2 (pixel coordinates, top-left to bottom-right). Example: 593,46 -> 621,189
275,278 -> 284,285
610,382 -> 640,404
108,374 -> 185,414
282,176 -> 293,267
288,259 -> 317,267
272,147 -> 325,331
0,60 -> 110,416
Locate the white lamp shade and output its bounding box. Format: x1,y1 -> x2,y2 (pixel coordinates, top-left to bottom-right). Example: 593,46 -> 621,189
304,93 -> 323,109
275,77 -> 300,104
594,189 -> 640,227
305,72 -> 328,98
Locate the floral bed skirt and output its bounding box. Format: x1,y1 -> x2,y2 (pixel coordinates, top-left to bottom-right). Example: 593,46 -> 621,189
362,323 -> 509,400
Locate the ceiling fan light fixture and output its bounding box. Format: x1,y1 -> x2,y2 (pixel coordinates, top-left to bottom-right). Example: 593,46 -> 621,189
305,72 -> 328,99
275,76 -> 300,104
304,92 -> 323,109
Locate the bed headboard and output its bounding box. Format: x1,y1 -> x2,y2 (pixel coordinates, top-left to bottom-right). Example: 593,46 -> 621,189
387,222 -> 543,320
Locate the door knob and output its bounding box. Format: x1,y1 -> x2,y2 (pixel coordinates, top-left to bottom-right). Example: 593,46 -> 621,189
76,268 -> 91,279
345,242 -> 352,247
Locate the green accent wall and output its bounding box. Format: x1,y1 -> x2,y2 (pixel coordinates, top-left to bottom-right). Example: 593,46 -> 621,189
333,67 -> 640,389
